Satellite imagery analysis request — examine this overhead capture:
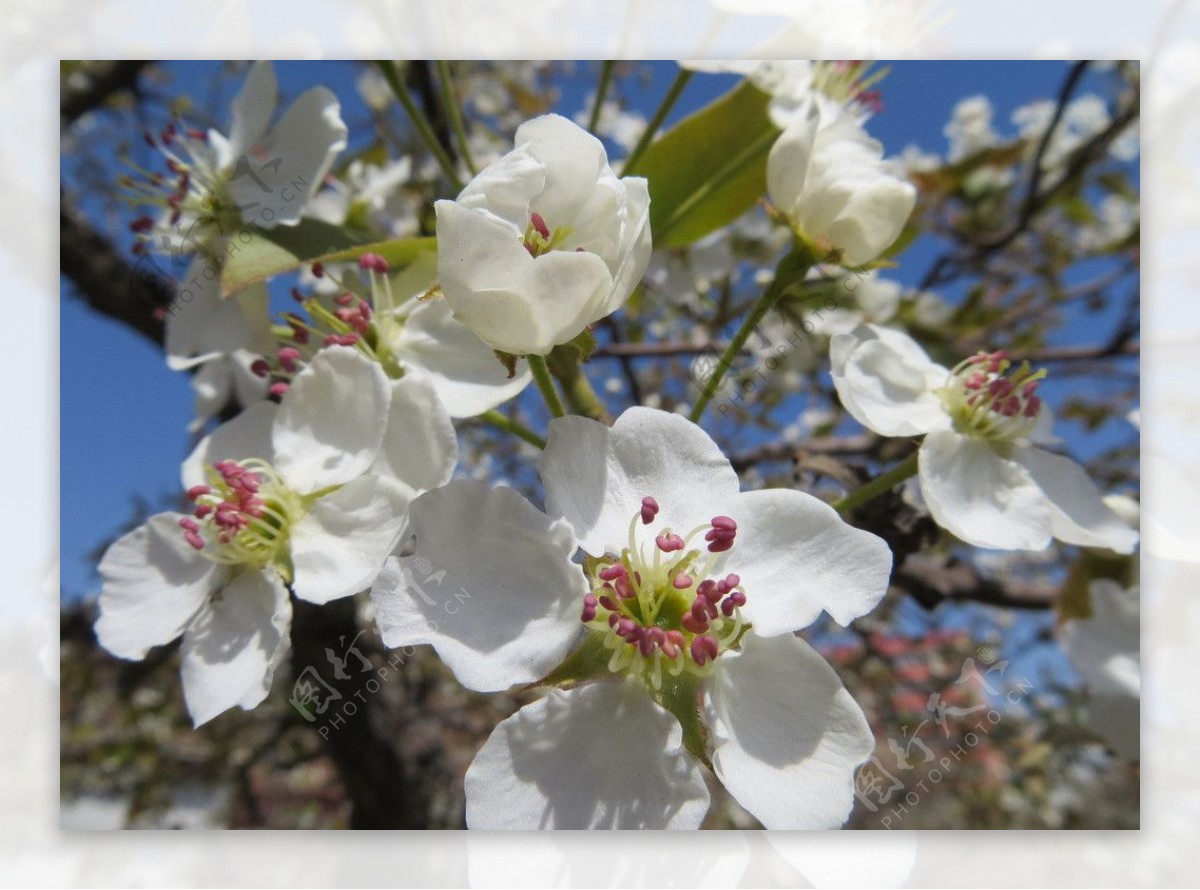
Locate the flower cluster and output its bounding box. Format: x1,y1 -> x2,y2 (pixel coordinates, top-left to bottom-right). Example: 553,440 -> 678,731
91,59 -> 1139,830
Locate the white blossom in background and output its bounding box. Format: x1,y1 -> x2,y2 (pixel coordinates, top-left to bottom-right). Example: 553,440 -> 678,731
305,156 -> 422,238
831,324 -> 1138,552
258,252 -> 532,418
1062,579 -> 1141,760
1012,93 -> 1138,174
767,108 -> 917,267
128,60 -> 347,257
434,113 -> 652,356
1076,193 -> 1139,252
371,407 -> 891,829
95,348 -> 456,725
573,92 -> 647,154
945,94 -> 1001,161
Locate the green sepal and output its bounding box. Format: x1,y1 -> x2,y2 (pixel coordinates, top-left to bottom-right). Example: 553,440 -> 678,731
494,349 -> 519,380
655,671 -> 713,772
528,633 -> 614,690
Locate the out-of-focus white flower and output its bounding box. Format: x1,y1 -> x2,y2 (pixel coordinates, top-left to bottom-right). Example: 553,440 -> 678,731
1012,93 -> 1138,173
945,95 -> 1000,162
574,94 -> 647,153
831,324 -> 1139,553
434,114 -> 652,356
1062,579 -> 1140,760
128,61 -> 348,257
1077,194 -> 1139,252
371,407 -> 891,829
305,157 -> 421,238
96,348 -> 456,725
768,109 -> 917,267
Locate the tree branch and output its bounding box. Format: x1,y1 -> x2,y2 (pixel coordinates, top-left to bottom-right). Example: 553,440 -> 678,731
61,60 -> 151,124
60,193 -> 171,346
894,561 -> 1057,611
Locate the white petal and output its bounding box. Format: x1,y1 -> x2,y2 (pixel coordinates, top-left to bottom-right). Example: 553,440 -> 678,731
96,513 -> 223,660
397,293 -> 533,417
370,480 -> 586,692
726,488 -> 892,634
188,359 -> 233,434
226,60 -> 276,160
165,265 -> 271,370
540,406 -> 741,557
370,377 -> 457,491
1082,693 -> 1141,761
180,568 -> 292,727
708,633 -> 874,830
767,105 -> 818,213
599,174 -> 653,319
826,175 -> 916,267
289,475 -> 411,605
434,199 -> 613,356
1015,447 -> 1140,553
272,346 -> 390,493
228,86 -> 348,228
918,431 -> 1053,550
182,400 -> 277,489
464,682 -> 710,829
830,323 -> 949,437
1062,579 -> 1140,698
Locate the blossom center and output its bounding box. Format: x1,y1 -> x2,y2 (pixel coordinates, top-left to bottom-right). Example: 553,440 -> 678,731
521,212 -> 575,257
179,459 -> 305,572
938,350 -> 1047,443
254,253 -> 405,395
121,119 -> 240,257
580,496 -> 751,691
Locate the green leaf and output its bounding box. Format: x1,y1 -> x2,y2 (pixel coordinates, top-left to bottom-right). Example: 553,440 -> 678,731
637,80 -> 779,249
220,218 -> 436,297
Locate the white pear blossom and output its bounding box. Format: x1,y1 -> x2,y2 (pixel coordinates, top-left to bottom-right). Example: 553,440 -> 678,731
128,60 -> 347,258
259,252 -> 532,418
767,108 -> 917,267
305,157 -> 421,238
371,407 -> 891,829
434,113 -> 652,356
830,323 -> 1139,553
945,95 -> 1001,162
96,348 -> 456,726
1061,579 -> 1140,760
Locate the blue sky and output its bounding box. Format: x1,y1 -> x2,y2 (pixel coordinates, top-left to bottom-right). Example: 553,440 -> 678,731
60,60 -> 1137,598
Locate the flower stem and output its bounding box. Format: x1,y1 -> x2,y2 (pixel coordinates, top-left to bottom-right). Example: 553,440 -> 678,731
436,59 -> 478,176
478,410 -> 546,449
621,68 -> 694,176
527,354 -> 566,418
688,247 -> 814,424
586,61 -> 616,135
375,61 -> 464,192
549,345 -> 610,423
832,452 -> 920,514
